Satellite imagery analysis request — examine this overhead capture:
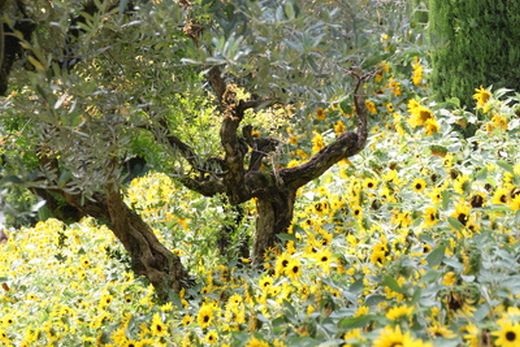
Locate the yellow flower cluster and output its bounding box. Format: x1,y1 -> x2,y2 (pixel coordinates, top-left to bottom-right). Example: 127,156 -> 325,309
407,99 -> 439,135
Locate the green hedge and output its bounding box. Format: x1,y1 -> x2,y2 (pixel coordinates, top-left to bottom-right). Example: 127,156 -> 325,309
429,0 -> 520,106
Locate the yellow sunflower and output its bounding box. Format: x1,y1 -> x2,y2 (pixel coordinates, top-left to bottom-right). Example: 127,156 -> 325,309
492,187 -> 510,205
473,86 -> 492,110
286,259 -> 302,280
275,252 -> 291,276
423,207 -> 439,227
385,305 -> 414,321
205,330 -> 218,345
245,337 -> 270,347
373,326 -> 412,347
492,319 -> 520,347
313,248 -> 334,273
150,313 -> 168,337
197,303 -> 215,329
411,178 -> 427,193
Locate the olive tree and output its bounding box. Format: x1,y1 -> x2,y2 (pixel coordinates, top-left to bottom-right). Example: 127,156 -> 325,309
0,0 -> 407,297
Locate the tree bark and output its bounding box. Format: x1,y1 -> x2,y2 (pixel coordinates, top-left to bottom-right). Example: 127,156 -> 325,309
0,230 -> 7,243
103,186 -> 193,298
253,188 -> 296,262
55,186 -> 192,299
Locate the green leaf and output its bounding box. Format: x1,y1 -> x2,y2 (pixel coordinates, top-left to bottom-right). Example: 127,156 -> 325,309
167,291 -> 183,309
118,0 -> 129,14
410,287 -> 422,304
349,279 -> 364,294
339,314 -> 374,329
364,294 -> 385,306
426,243 -> 446,267
421,270 -> 441,283
54,93 -> 68,110
382,275 -> 405,293
447,217 -> 464,231
430,145 -> 448,156
497,160 -> 514,173
286,336 -> 320,347
31,200 -> 47,212
283,2 -> 296,20
340,99 -> 353,114
27,55 -> 46,73
473,305 -> 490,322
276,233 -> 297,242
0,175 -> 24,185
474,167 -> 488,180
441,190 -> 451,210
444,97 -> 461,108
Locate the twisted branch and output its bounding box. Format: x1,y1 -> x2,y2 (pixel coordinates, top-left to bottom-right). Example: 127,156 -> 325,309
279,73 -> 369,189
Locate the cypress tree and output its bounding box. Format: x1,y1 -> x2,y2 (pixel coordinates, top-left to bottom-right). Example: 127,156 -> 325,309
429,0 -> 520,106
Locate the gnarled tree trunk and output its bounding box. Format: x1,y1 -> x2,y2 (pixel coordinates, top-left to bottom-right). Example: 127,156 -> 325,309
168,68 -> 370,264
104,186 -> 192,298
51,184 -> 192,299
253,188 -> 296,261
35,149 -> 192,298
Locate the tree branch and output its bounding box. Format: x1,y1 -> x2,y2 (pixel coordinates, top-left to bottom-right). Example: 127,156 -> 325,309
0,4 -> 36,95
279,76 -> 369,189
351,72 -> 370,152
177,175 -> 225,197
164,131 -> 225,173
138,111 -> 228,177
279,131 -> 359,189
243,125 -> 280,172
207,65 -> 226,104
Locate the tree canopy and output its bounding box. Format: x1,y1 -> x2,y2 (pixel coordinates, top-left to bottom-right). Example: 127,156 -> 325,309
1,0 -> 411,295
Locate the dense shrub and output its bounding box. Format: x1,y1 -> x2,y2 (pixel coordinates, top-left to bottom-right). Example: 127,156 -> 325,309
429,0 -> 520,105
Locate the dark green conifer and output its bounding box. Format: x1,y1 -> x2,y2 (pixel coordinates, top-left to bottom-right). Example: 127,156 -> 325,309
429,1 -> 520,106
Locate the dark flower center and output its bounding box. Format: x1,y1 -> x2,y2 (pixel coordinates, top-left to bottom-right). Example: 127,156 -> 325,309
470,195 -> 484,208
506,331 -> 516,341
457,213 -> 468,225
